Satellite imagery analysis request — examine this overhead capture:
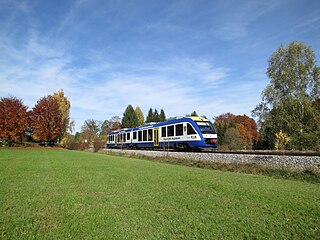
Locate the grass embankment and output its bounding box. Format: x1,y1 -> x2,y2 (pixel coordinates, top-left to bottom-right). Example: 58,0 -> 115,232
0,149 -> 319,239
110,151 -> 320,184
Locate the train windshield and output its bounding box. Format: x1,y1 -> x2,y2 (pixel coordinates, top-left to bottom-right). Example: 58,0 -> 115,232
196,121 -> 216,134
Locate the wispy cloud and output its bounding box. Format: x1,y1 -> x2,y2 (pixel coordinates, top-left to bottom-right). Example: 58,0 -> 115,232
1,0 -> 318,131
214,0 -> 281,41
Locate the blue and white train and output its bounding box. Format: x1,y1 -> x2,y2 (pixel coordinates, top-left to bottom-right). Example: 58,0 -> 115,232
106,116 -> 218,150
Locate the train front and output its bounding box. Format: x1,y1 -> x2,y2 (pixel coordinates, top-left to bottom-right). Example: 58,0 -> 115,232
192,117 -> 218,149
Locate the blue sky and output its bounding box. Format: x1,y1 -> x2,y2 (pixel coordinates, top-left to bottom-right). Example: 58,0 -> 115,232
1,0 -> 319,131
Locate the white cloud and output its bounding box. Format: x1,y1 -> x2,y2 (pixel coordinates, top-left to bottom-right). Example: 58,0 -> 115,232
214,0 -> 281,41
0,27 -> 231,131
0,0 -> 278,132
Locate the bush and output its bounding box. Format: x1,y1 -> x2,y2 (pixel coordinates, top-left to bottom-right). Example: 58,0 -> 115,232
93,138 -> 104,152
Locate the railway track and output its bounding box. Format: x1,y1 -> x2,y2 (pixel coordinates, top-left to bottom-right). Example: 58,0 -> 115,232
108,147 -> 320,157
199,150 -> 320,157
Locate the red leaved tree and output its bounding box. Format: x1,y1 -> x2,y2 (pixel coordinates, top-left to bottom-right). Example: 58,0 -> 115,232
214,112 -> 259,149
30,95 -> 65,146
0,96 -> 29,145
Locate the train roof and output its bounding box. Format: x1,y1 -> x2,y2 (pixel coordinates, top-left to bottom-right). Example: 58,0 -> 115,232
110,116 -> 210,134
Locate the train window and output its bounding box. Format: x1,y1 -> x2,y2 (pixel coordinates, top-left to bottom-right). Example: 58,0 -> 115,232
133,131 -> 137,140
148,129 -> 153,141
138,131 -> 142,141
167,125 -> 174,137
187,123 -> 197,135
175,124 -> 183,136
143,130 -> 147,141
196,121 -> 216,134
127,133 -> 130,141
123,134 -> 126,142
161,126 -> 166,137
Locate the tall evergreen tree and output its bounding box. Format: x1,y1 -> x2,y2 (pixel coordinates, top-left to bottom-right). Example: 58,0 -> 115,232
153,109 -> 160,122
191,111 -> 198,117
159,109 -> 166,122
122,104 -> 139,128
146,108 -> 153,123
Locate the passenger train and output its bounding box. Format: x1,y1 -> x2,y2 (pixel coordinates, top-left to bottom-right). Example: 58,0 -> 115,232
106,116 -> 218,150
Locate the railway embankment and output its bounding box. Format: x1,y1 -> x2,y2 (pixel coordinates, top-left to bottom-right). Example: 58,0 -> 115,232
99,149 -> 320,170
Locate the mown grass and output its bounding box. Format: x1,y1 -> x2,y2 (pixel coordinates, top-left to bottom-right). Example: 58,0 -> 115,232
101,150 -> 320,184
0,149 -> 319,239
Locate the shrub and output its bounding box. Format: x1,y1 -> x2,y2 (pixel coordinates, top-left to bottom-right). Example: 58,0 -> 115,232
93,137 -> 104,152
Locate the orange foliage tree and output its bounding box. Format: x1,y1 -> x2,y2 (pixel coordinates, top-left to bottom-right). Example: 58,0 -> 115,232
0,96 -> 29,145
214,113 -> 259,149
30,95 -> 65,145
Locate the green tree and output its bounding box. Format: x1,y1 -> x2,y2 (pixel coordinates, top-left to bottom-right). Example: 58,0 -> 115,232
122,104 -> 138,128
146,108 -> 153,123
159,109 -> 166,122
153,109 -> 160,122
223,127 -> 243,150
253,41 -> 320,150
191,111 -> 198,117
135,106 -> 144,126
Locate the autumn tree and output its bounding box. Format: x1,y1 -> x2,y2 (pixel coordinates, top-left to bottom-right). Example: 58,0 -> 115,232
30,95 -> 64,146
135,106 -> 144,126
102,116 -> 121,134
81,119 -> 102,144
0,96 -> 29,146
214,113 -> 259,150
253,41 -> 320,150
52,89 -> 71,143
122,105 -> 139,128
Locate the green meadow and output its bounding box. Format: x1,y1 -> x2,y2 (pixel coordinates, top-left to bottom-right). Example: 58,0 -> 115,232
0,149 -> 319,239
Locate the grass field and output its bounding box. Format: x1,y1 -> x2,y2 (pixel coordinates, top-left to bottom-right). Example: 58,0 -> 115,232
0,149 -> 319,239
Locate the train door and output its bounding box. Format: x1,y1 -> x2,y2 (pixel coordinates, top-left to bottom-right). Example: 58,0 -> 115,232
154,128 -> 159,147
115,135 -> 118,147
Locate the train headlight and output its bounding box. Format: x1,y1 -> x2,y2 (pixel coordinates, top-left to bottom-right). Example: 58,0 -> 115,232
211,138 -> 217,144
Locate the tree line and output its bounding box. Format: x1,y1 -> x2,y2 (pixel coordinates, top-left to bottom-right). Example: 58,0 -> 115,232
81,42 -> 320,152
1,41 -> 319,151
0,90 -> 71,147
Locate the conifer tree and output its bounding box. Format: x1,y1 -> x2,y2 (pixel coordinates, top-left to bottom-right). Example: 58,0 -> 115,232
122,104 -> 139,128
146,108 -> 153,123
154,109 -> 160,122
191,111 -> 198,117
159,109 -> 166,122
